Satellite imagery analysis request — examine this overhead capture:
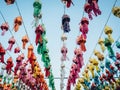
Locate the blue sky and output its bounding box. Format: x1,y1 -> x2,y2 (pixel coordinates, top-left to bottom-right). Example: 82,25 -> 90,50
0,0 -> 120,90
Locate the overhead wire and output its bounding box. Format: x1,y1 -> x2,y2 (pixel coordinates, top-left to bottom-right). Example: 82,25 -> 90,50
88,0 -> 118,60
15,1 -> 32,45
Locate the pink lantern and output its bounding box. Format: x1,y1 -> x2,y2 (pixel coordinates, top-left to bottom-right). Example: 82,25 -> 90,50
0,22 -> 9,36
7,37 -> 15,51
14,47 -> 20,53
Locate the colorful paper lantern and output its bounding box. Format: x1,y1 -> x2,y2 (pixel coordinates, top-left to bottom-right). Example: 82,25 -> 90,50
0,43 -> 6,63
14,16 -> 22,32
14,47 -> 20,53
104,26 -> 114,43
6,57 -> 13,74
61,0 -> 74,8
62,14 -> 71,33
104,38 -> 115,59
4,0 -> 15,5
98,38 -> 105,52
27,45 -> 34,59
112,7 -> 120,18
0,22 -> 9,36
22,35 -> 29,49
35,24 -> 44,45
80,17 -> 89,39
77,34 -> 86,52
94,50 -> 104,61
33,0 -> 42,18
7,37 -> 15,51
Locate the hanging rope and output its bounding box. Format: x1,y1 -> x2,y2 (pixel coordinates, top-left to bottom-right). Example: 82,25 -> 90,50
15,1 -> 32,45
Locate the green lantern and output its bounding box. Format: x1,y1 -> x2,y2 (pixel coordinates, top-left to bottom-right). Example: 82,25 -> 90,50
33,0 -> 42,18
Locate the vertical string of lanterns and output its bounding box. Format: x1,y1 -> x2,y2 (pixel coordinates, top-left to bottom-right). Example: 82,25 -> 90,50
66,0 -> 91,89
33,0 -> 56,90
60,0 -> 71,89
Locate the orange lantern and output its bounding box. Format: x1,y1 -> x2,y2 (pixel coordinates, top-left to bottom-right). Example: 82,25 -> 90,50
77,34 -> 86,52
27,45 -> 34,59
22,35 -> 29,49
14,16 -> 22,32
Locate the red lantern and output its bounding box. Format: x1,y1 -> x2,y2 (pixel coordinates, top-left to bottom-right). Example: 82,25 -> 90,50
6,57 -> 13,74
0,22 -> 9,36
61,0 -> 74,8
7,37 -> 15,51
14,47 -> 20,53
84,3 -> 93,20
80,17 -> 89,39
0,43 -> 6,63
4,0 -> 15,5
35,24 -> 44,45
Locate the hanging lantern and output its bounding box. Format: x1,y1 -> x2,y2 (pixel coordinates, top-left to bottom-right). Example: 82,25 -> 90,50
33,0 -> 42,18
6,57 -> 13,74
116,41 -> 120,49
14,16 -> 22,32
77,34 -> 86,52
89,58 -> 100,74
35,24 -> 44,45
62,14 -> 70,33
0,22 -> 9,36
84,3 -> 93,20
74,48 -> 84,69
98,38 -> 105,52
87,64 -> 95,78
7,37 -> 15,51
104,26 -> 114,43
22,35 -> 29,49
104,38 -> 115,59
112,7 -> 120,18
4,0 -> 15,5
94,50 -> 104,61
14,55 -> 23,75
27,45 -> 34,59
61,45 -> 68,61
14,47 -> 20,53
116,52 -> 120,60
88,0 -> 101,17
61,0 -> 74,8
80,17 -> 89,39
0,43 -> 6,63
61,33 -> 67,41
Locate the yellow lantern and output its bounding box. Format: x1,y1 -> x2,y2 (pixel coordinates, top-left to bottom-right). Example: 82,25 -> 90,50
98,38 -> 105,52
104,26 -> 114,43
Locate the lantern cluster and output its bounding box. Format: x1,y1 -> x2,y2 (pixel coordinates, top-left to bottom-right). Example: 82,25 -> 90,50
75,25 -> 120,90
